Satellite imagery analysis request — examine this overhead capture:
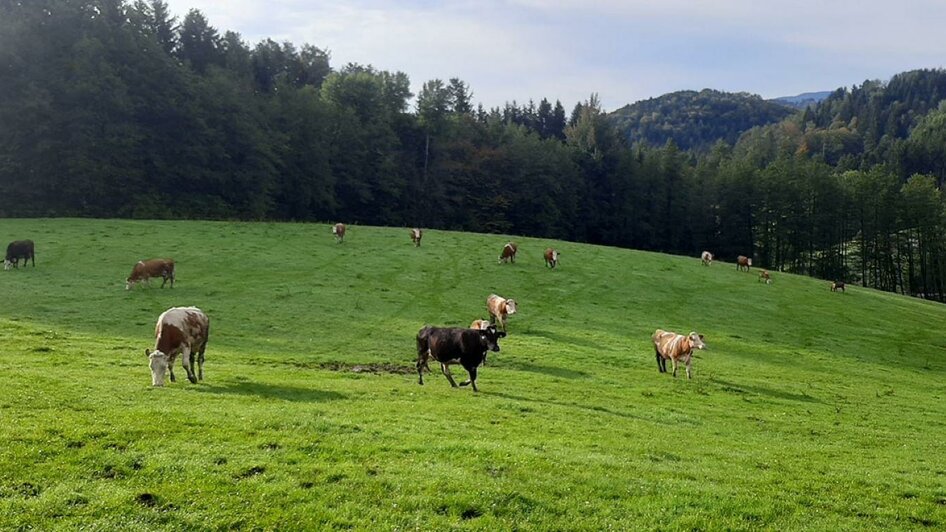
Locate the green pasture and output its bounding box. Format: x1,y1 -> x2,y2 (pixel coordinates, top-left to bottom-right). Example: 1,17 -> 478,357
0,219 -> 944,530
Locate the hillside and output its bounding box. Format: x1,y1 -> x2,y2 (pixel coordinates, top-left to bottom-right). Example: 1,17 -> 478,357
608,89 -> 795,151
1,219 -> 945,529
770,91 -> 832,109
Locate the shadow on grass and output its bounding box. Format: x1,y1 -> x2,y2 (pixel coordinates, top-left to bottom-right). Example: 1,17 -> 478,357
519,328 -> 605,351
711,378 -> 823,404
194,381 -> 347,403
499,359 -> 588,379
481,390 -> 682,426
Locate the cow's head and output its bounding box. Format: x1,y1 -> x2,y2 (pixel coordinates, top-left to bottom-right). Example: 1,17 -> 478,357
688,332 -> 706,350
3,259 -> 11,271
480,325 -> 507,352
146,349 -> 169,386
747,258 -> 753,267
125,278 -> 135,290
504,299 -> 517,315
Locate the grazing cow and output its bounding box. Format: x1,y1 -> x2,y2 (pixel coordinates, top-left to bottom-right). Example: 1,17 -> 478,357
499,242 -> 518,264
652,329 -> 706,379
416,325 -> 506,392
759,270 -> 771,284
470,319 -> 491,330
333,223 -> 346,243
831,281 -> 846,292
544,248 -> 560,268
410,228 -> 423,247
4,240 -> 35,270
736,255 -> 752,272
701,251 -> 713,266
487,294 -> 517,331
146,307 -> 210,386
126,258 -> 175,290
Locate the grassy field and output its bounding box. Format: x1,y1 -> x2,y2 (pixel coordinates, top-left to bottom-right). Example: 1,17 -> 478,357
1,218 -> 944,530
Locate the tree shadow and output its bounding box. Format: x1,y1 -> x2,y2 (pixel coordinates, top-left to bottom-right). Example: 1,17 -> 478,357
194,380 -> 347,403
711,378 -> 823,404
499,359 -> 589,379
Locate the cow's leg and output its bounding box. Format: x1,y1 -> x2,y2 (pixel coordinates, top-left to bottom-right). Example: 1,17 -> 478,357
671,358 -> 678,378
655,349 -> 664,372
160,275 -> 168,288
197,343 -> 206,381
416,350 -> 429,385
168,353 -> 177,382
685,358 -> 692,379
441,363 -> 459,387
181,346 -> 197,383
460,364 -> 478,392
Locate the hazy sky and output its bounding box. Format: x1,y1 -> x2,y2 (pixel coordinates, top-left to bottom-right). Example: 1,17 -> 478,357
163,0 -> 946,111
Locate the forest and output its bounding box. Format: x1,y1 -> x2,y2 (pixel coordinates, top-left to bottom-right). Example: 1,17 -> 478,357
1,0 -> 945,301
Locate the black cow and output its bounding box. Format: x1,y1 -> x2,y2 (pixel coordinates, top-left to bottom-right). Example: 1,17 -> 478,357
4,240 -> 35,270
416,325 -> 506,392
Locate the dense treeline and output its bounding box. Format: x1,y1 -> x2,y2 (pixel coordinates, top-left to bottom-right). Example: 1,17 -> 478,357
609,89 -> 795,152
2,1 -> 946,302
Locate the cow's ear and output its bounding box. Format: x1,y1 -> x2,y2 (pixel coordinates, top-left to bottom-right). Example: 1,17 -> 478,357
698,334 -> 704,340
145,348 -> 151,357
499,331 -> 507,338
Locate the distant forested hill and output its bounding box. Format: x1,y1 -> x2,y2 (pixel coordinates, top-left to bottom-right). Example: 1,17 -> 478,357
771,91 -> 831,109
608,89 -> 794,151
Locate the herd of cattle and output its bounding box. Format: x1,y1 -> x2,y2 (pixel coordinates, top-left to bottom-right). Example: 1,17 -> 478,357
3,228 -> 847,389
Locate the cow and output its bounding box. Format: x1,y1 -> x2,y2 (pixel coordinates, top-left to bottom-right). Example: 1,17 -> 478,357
652,329 -> 706,379
410,228 -> 423,247
469,319 -> 491,330
736,255 -> 752,272
146,307 -> 210,387
701,251 -> 713,266
126,258 -> 175,290
499,242 -> 518,264
4,240 -> 35,270
544,248 -> 560,268
333,223 -> 346,244
416,324 -> 506,392
759,270 -> 771,284
487,294 -> 517,332
831,281 -> 846,292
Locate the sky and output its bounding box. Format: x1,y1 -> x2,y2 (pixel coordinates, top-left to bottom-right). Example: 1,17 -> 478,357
162,0 -> 946,111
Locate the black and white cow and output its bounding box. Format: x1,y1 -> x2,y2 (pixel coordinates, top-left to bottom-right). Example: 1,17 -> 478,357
416,325 -> 506,392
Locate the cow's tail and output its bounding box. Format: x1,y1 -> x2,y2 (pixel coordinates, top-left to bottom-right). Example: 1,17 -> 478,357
416,326 -> 433,384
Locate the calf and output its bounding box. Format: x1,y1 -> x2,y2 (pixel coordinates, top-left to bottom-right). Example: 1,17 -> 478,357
544,248 -> 560,268
653,329 -> 706,379
831,281 -> 845,292
416,325 -> 505,392
499,242 -> 518,264
4,240 -> 35,270
410,228 -> 423,247
126,258 -> 175,290
759,270 -> 771,284
146,307 -> 210,386
700,251 -> 713,266
333,223 -> 346,243
487,293 -> 517,331
736,255 -> 752,272
469,319 -> 491,330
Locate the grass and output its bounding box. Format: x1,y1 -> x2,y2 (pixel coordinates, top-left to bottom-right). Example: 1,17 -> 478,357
0,218 -> 945,530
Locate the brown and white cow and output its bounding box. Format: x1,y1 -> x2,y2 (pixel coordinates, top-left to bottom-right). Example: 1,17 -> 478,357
146,306 -> 210,386
333,223 -> 346,243
410,228 -> 423,247
700,251 -> 713,266
470,319 -> 491,330
652,329 -> 706,379
4,240 -> 35,270
831,281 -> 845,292
759,270 -> 771,284
736,255 -> 752,272
544,248 -> 560,268
487,294 -> 517,331
126,258 -> 175,290
499,242 -> 518,264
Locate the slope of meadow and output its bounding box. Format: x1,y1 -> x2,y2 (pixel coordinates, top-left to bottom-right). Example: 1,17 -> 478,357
0,219 -> 944,530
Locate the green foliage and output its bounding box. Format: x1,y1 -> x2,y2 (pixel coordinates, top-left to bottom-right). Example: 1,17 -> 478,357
0,219 -> 945,529
609,89 -> 795,151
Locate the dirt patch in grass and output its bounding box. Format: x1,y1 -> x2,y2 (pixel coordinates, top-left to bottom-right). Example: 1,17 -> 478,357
317,362 -> 414,375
